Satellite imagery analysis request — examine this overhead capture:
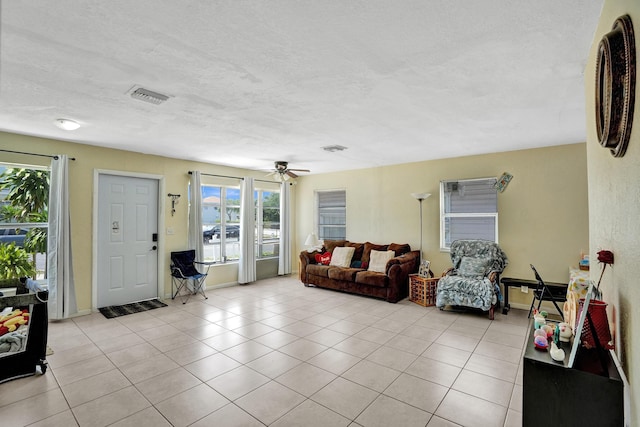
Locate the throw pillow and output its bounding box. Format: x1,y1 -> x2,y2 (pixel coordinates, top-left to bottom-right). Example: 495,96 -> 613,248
315,252 -> 332,265
458,256 -> 491,277
362,242 -> 388,265
350,260 -> 362,268
330,246 -> 356,268
368,249 -> 395,273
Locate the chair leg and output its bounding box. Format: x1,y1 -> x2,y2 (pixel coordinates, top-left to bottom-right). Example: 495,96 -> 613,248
528,295 -> 537,318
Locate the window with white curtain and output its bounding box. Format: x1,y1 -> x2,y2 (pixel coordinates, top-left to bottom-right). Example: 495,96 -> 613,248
316,189 -> 346,241
440,177 -> 498,251
254,185 -> 280,259
0,163 -> 50,279
201,184 -> 241,262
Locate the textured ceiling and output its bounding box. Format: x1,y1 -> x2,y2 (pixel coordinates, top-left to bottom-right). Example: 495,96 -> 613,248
0,1 -> 602,175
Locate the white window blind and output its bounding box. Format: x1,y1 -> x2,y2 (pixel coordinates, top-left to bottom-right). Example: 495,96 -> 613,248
317,190 -> 346,240
440,178 -> 498,250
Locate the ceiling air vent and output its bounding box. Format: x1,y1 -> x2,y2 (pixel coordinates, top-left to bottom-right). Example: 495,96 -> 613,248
322,145 -> 348,152
128,86 -> 170,105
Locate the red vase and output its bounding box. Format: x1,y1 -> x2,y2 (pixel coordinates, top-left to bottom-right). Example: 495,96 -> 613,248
578,299 -> 613,349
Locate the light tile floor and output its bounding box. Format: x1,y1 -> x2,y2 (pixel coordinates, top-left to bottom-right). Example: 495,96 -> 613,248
0,276 -> 529,426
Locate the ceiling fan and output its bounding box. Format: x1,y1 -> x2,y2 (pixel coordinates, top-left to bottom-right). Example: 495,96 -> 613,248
268,161 -> 310,181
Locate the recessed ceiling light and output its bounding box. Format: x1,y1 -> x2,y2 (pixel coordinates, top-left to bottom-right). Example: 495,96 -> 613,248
55,119 -> 80,131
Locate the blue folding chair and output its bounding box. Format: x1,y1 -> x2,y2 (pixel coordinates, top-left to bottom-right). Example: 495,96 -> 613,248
170,250 -> 215,304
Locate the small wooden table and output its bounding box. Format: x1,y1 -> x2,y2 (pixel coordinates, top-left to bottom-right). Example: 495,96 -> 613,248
500,277 -> 567,315
408,274 -> 438,307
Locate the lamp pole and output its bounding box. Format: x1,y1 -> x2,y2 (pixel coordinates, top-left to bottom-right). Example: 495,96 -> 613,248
411,193 -> 431,260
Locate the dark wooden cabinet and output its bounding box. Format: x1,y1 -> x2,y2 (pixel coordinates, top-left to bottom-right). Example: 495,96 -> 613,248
523,323 -> 624,426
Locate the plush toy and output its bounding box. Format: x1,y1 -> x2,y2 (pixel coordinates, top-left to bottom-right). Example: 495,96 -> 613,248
0,309 -> 30,336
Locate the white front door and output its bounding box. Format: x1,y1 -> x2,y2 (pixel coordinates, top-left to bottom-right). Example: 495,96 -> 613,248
97,174 -> 159,307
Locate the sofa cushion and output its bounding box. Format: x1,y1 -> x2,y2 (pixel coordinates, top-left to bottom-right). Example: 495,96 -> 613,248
388,243 -> 411,256
324,240 -> 348,254
330,246 -> 355,267
368,250 -> 395,273
345,242 -> 364,261
328,267 -> 363,281
355,270 -> 388,287
307,264 -> 331,277
362,242 -> 388,265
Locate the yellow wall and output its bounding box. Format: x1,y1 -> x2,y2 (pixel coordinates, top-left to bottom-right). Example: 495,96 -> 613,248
586,1 -> 640,424
294,143 -> 589,310
0,131 -> 273,312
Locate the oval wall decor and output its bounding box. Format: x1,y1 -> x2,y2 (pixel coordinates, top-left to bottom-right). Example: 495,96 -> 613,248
595,14 -> 635,158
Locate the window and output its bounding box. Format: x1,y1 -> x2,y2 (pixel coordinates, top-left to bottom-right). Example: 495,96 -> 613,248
317,190 -> 346,240
255,187 -> 280,259
201,184 -> 240,262
440,177 -> 498,250
0,164 -> 50,279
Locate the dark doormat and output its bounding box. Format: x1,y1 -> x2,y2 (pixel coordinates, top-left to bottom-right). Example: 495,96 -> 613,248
99,299 -> 168,319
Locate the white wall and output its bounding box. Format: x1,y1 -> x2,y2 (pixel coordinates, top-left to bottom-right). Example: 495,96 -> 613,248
295,143 -> 589,310
585,1 -> 640,424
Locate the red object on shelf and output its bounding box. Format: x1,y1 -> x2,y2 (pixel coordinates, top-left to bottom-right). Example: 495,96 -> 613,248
579,298 -> 613,349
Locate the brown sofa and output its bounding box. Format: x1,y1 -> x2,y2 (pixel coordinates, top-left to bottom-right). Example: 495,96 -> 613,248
299,240 -> 420,303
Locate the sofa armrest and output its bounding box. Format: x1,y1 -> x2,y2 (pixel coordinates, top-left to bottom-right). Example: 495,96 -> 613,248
386,250 -> 420,302
299,250 -> 320,283
385,250 -> 419,273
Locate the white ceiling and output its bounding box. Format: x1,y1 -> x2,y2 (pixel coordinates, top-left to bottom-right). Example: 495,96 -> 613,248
0,1 -> 603,175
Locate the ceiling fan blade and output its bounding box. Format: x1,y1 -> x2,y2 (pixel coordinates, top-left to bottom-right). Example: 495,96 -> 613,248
288,168 -> 310,173
286,170 -> 299,178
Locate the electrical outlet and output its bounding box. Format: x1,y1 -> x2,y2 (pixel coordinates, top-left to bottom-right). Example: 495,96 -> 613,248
521,285 -> 528,293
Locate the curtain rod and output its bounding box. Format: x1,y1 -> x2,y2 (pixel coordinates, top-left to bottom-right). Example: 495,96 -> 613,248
189,171 -> 243,180
0,148 -> 76,161
188,171 -> 289,185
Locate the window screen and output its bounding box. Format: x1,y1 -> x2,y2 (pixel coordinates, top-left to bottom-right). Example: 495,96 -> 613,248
440,178 -> 498,250
317,190 -> 346,240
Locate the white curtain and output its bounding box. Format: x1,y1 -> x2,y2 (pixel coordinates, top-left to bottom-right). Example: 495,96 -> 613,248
238,177 -> 256,284
47,155 -> 77,319
278,182 -> 292,275
188,171 -> 204,261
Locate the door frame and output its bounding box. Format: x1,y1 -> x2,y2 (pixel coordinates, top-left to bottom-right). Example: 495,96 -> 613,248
92,169 -> 166,311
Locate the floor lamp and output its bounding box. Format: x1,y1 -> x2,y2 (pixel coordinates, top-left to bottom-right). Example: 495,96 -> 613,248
411,193 -> 431,260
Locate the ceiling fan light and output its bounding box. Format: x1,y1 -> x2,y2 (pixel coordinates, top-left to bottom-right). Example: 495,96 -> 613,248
55,118 -> 80,130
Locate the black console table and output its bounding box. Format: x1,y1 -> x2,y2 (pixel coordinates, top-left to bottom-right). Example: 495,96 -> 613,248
523,323 -> 624,426
500,277 -> 567,315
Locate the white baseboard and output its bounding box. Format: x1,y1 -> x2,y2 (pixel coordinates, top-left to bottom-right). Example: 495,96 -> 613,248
162,281 -> 239,300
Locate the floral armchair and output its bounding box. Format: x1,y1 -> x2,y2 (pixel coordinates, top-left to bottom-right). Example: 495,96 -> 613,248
436,240 -> 508,319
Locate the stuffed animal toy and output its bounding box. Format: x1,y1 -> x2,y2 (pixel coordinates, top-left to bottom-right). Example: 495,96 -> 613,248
0,309 -> 30,336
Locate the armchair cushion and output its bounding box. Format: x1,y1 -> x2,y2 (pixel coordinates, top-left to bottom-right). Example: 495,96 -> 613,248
458,256 -> 492,278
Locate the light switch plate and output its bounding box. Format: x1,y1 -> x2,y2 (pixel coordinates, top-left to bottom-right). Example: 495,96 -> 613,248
166,227 -> 174,235
521,285 -> 528,293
